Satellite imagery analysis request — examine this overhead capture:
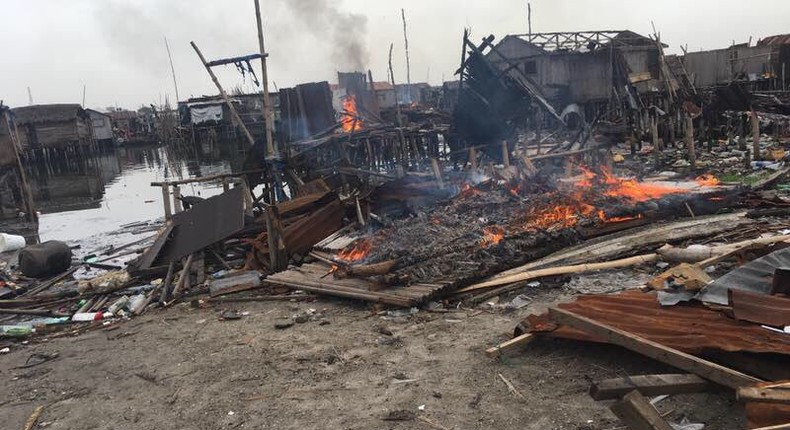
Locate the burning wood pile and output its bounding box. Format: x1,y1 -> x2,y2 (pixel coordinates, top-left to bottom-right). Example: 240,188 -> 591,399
265,161 -> 737,306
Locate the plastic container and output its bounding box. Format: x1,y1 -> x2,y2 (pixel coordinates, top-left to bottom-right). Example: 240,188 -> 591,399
0,325 -> 34,338
0,233 -> 26,253
107,296 -> 130,315
71,312 -> 104,322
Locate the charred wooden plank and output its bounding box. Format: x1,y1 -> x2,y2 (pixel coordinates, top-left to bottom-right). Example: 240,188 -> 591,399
548,307 -> 762,389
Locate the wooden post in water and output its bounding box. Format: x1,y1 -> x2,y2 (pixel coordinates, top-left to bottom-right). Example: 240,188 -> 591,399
501,141 -> 510,168
160,184 -> 172,220
190,41 -> 256,147
172,185 -> 183,213
254,0 -> 275,157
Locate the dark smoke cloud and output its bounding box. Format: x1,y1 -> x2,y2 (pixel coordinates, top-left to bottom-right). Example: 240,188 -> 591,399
283,0 -> 370,71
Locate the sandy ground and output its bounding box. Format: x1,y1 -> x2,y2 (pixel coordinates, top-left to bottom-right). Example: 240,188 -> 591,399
0,280 -> 744,430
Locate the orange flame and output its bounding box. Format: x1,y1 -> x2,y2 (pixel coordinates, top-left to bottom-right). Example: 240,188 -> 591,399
480,226 -> 505,248
341,95 -> 362,132
459,183 -> 482,198
509,184 -> 522,198
576,166 -> 686,202
337,239 -> 372,262
695,174 -> 720,187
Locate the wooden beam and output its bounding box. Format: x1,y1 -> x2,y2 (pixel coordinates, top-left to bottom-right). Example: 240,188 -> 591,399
485,333 -> 536,358
548,308 -> 763,389
590,374 -> 711,401
205,53 -> 264,67
190,41 -> 256,147
738,383 -> 790,405
751,424 -> 790,430
610,390 -> 674,430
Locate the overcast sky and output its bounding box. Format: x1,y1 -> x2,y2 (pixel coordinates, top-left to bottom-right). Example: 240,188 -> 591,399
2,0 -> 789,110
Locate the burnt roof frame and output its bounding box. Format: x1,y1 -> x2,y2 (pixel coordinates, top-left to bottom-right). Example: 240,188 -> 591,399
512,30 -> 656,52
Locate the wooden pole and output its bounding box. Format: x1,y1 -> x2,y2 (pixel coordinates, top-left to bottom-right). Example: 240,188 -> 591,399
685,113 -> 696,167
401,9 -> 411,101
254,0 -> 275,156
469,147 -> 478,170
190,41 -> 255,147
388,43 -> 402,127
163,36 -> 180,105
751,110 -> 761,161
501,141 -> 510,168
172,185 -> 183,213
527,2 -> 532,35
160,184 -> 172,219
651,115 -> 660,166
3,110 -> 37,225
265,205 -> 288,272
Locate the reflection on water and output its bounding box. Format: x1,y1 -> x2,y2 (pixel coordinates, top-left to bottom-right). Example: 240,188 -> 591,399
28,141 -> 249,243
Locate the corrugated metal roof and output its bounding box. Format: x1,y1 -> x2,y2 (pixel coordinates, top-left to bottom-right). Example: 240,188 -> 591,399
519,290 -> 790,355
757,34 -> 790,46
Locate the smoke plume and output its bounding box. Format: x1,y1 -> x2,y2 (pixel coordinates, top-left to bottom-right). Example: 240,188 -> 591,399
283,0 -> 370,71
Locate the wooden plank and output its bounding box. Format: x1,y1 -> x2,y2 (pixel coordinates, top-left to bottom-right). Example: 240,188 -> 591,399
485,333 -> 536,358
730,289 -> 790,327
548,308 -> 763,389
610,390 -> 673,430
739,384 -> 790,405
589,374 -> 711,401
751,424 -> 790,430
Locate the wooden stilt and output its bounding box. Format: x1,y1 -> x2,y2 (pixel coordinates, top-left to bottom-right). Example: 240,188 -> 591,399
161,184 -> 172,219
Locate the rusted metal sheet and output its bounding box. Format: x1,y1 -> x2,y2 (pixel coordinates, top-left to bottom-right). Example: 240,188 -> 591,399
757,34 -> 790,46
730,289 -> 790,327
517,290 -> 790,355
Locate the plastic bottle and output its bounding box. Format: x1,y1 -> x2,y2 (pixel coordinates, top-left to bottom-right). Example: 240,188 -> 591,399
107,296 -> 130,315
128,294 -> 147,314
71,312 -> 104,322
0,325 -> 34,337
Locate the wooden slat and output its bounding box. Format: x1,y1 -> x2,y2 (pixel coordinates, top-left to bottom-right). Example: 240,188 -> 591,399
485,333 -> 536,358
548,308 -> 763,389
590,374 -> 711,401
610,390 -> 674,430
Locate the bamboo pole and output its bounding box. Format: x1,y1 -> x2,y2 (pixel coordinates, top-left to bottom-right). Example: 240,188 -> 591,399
456,254 -> 660,293
253,0 -> 275,156
190,41 -> 255,147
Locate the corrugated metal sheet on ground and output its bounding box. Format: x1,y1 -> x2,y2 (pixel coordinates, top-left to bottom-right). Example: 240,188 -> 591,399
700,246 -> 790,305
265,262 -> 454,307
519,290 -> 790,355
